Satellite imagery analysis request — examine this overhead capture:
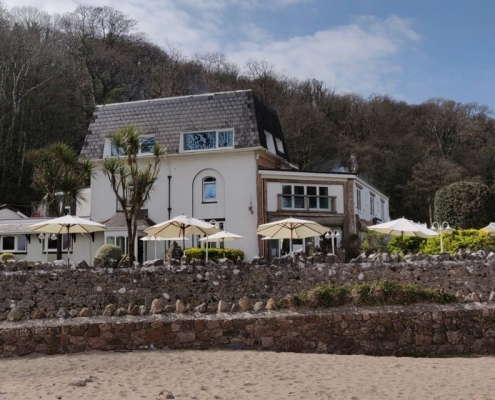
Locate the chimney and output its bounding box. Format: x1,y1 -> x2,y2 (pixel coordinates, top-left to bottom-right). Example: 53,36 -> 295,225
350,154 -> 358,173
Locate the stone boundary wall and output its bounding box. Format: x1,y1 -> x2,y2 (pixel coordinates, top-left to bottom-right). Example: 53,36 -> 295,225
2,260 -> 495,321
2,303 -> 495,358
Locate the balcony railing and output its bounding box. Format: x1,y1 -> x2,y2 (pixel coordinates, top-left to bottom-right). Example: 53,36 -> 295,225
277,194 -> 337,212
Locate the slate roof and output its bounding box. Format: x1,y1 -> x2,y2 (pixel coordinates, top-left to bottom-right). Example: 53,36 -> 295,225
102,210 -> 155,231
80,90 -> 289,161
0,218 -> 51,234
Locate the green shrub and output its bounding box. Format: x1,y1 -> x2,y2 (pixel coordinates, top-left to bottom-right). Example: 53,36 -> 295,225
184,247 -> 244,262
95,244 -> 123,263
293,292 -> 307,307
434,181 -> 495,229
421,228 -> 495,254
359,231 -> 389,254
306,284 -> 352,307
360,227 -> 495,255
185,248 -> 203,260
0,253 -> 15,262
289,280 -> 456,308
360,231 -> 427,255
388,235 -> 426,254
228,249 -> 244,261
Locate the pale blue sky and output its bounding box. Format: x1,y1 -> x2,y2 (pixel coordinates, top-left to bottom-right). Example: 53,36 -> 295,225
4,0 -> 495,110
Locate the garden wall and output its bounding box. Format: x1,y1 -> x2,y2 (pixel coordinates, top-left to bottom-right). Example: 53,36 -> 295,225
1,259 -> 495,320
2,303 -> 495,358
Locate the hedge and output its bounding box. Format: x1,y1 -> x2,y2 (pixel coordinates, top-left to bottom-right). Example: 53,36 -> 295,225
360,227 -> 495,255
434,181 -> 495,229
422,228 -> 495,254
184,247 -> 244,262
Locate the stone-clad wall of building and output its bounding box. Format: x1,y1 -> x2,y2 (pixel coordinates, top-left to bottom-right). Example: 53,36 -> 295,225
1,303 -> 495,358
1,259 -> 495,321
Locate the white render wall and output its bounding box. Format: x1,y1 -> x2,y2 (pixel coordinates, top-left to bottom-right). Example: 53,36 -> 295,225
90,150 -> 261,260
2,226 -> 105,265
259,169 -> 391,230
354,179 -> 390,223
77,187 -> 92,217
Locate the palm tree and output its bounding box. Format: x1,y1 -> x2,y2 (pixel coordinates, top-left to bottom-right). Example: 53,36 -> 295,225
102,125 -> 165,263
29,142 -> 94,260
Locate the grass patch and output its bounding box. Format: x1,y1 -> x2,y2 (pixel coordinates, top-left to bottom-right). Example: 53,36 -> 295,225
289,279 -> 456,308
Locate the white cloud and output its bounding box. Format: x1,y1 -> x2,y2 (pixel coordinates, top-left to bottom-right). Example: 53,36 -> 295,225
228,15 -> 420,97
238,21 -> 274,44
172,0 -> 312,11
3,0 -> 78,14
1,1 -> 420,99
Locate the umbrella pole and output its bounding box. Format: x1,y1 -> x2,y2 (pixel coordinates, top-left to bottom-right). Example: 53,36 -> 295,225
290,229 -> 293,260
182,227 -> 185,260
154,240 -> 157,260
67,226 -> 70,266
206,234 -> 209,263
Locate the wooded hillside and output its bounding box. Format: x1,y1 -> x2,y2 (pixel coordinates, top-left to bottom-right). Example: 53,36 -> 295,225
1,5 -> 494,223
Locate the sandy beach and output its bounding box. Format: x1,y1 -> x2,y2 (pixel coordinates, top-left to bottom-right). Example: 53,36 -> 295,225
1,350 -> 495,400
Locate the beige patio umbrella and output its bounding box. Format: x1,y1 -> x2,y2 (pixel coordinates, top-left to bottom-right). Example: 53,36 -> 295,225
144,214 -> 220,255
367,217 -> 438,238
199,231 -> 245,244
140,235 -> 167,260
199,231 -> 244,261
29,215 -> 107,264
481,223 -> 495,234
256,217 -> 329,258
140,235 -> 189,260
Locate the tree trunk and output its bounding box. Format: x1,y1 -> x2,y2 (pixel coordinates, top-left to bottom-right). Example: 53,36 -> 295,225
126,218 -> 134,263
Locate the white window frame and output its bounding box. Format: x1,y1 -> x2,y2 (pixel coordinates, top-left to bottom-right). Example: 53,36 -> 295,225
356,188 -> 362,211
307,186 -> 330,210
44,234 -> 72,253
117,184 -> 135,211
281,185 -> 331,211
106,235 -> 127,253
181,129 -> 234,152
0,235 -> 27,253
264,130 -> 276,154
203,177 -> 217,203
106,134 -> 156,157
370,192 -> 376,216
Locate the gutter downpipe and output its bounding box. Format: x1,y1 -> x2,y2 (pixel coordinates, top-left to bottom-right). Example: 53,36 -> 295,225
167,175 -> 172,220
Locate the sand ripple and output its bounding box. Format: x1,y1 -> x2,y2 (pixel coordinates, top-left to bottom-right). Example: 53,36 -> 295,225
1,350 -> 495,399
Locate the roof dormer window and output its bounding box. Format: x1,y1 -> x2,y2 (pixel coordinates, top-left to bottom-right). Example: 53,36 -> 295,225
264,131 -> 276,154
182,129 -> 234,152
107,134 -> 155,157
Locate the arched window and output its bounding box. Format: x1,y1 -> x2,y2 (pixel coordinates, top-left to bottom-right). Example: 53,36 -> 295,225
203,177 -> 217,202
